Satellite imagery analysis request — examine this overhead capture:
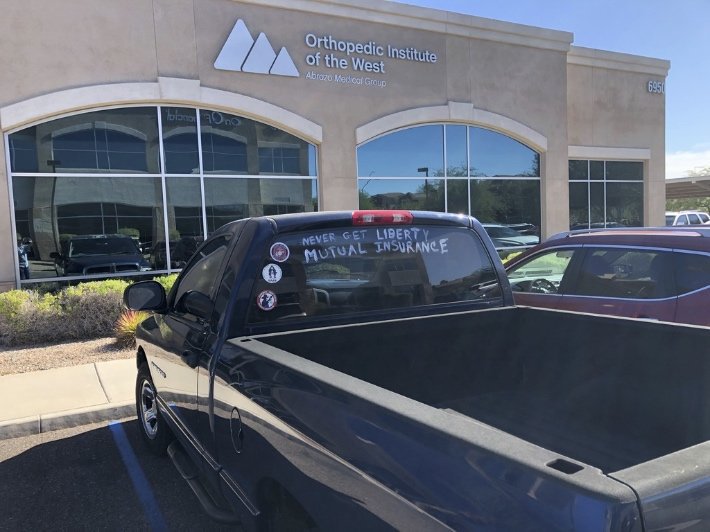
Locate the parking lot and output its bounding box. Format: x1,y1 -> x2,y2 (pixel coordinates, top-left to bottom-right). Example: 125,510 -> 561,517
0,420 -> 238,532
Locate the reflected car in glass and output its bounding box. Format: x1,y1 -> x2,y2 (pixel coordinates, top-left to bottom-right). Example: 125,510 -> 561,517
483,224 -> 539,248
150,236 -> 203,270
51,234 -> 151,277
504,227 -> 710,326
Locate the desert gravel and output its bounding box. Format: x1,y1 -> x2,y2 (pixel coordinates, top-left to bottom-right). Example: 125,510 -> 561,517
0,337 -> 134,376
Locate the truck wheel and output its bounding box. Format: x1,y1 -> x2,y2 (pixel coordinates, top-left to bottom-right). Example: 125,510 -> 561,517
136,362 -> 172,455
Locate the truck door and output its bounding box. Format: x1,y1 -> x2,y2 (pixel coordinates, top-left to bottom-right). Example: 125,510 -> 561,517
155,234 -> 232,438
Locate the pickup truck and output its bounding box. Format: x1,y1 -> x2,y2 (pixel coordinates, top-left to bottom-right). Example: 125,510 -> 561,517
124,210 -> 710,531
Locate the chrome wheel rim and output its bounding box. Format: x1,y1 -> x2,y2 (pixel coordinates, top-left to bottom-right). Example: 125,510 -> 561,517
140,380 -> 159,439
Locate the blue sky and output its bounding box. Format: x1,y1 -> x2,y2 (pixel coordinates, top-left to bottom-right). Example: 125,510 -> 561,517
391,0 -> 710,178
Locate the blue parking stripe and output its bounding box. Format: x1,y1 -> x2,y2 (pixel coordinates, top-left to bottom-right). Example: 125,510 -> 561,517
109,421 -> 168,532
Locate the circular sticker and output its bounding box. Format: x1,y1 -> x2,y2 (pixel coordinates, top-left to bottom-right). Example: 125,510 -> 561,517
270,242 -> 290,262
256,290 -> 278,311
262,263 -> 283,284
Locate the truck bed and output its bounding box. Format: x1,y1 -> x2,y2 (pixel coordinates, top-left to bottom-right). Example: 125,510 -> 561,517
251,306 -> 709,473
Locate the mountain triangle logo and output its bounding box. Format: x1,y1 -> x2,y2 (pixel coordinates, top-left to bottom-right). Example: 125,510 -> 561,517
214,19 -> 300,77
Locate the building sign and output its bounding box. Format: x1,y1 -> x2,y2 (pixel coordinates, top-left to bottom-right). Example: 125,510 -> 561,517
215,19 -> 300,77
215,19 -> 439,90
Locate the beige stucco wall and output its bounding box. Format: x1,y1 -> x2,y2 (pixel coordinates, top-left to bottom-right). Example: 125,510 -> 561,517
0,0 -> 668,288
567,47 -> 669,227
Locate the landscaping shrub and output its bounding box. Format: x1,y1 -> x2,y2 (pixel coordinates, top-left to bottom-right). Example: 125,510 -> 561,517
0,290 -> 61,346
0,279 -> 127,346
1,275 -> 180,347
115,309 -> 151,348
154,273 -> 178,294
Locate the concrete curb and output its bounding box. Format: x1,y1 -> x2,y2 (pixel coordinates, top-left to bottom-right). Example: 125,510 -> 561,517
0,401 -> 134,440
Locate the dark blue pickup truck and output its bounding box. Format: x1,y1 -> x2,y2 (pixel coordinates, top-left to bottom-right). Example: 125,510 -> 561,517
124,210 -> 710,531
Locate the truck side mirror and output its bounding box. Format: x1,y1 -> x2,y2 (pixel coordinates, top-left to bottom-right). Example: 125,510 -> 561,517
124,280 -> 167,312
178,291 -> 214,321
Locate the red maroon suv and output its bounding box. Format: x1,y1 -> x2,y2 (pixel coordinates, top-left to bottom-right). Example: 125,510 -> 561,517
504,227 -> 710,326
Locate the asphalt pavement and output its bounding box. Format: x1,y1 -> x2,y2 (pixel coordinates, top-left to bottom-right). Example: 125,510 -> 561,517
0,359 -> 135,440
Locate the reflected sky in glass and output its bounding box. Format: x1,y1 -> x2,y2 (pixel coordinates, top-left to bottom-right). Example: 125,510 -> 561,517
357,125 -> 444,177
470,128 -> 539,177
446,125 -> 468,176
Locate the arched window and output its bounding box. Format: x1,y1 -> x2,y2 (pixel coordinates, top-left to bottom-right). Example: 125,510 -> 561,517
8,106 -> 318,284
357,124 -> 541,258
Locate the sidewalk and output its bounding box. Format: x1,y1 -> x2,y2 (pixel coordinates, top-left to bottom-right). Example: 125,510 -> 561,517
0,359 -> 135,440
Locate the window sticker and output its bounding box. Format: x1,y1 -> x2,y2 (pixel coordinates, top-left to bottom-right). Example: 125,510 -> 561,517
270,242 -> 290,262
262,263 -> 283,284
257,290 -> 278,311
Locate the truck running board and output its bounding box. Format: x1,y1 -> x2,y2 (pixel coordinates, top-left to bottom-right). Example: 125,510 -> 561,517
167,441 -> 241,524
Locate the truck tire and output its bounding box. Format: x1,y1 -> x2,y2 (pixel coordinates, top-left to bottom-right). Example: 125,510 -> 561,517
136,362 -> 173,455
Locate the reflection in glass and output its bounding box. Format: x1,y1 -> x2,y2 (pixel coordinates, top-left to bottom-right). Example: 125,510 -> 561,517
10,106 -> 319,284
569,160 -> 643,229
9,108 -> 160,174
357,125 -> 444,177
590,182 -> 605,227
198,110 -> 316,176
569,181 -> 589,230
204,177 -> 317,231
159,177 -> 205,270
470,128 -> 539,177
12,175 -> 162,279
590,160 -> 604,181
446,179 -> 469,214
359,179 -> 445,212
606,182 -> 643,226
445,125 -> 468,177
162,107 -> 199,174
569,160 -> 588,181
606,161 -> 643,181
470,180 -> 541,228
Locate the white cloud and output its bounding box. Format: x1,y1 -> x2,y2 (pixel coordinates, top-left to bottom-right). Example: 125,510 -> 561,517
666,149 -> 710,178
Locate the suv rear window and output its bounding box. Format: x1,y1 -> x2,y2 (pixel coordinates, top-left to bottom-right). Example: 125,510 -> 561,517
247,225 -> 500,323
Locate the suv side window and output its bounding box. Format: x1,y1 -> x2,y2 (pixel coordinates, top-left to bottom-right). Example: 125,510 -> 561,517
574,248 -> 675,299
688,213 -> 702,225
674,252 -> 710,295
507,249 -> 575,294
676,214 -> 689,226
171,235 -> 231,307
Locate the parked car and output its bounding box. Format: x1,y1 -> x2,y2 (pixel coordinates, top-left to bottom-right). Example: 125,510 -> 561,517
505,226 -> 710,325
51,234 -> 151,277
666,210 -> 710,226
150,236 -> 203,270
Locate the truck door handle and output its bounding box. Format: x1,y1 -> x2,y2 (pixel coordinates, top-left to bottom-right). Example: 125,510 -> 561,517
181,350 -> 200,369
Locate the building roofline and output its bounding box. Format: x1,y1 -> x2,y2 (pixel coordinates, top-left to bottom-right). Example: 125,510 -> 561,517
236,0 -> 574,52
568,46 -> 671,76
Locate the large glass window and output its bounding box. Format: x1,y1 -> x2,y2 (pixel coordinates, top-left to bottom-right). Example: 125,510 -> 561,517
357,124 -> 541,257
9,108 -> 160,174
569,160 -> 644,230
8,107 -> 318,284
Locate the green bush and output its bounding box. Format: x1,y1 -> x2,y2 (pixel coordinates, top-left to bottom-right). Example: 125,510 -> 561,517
0,274 -> 183,347
154,273 -> 178,294
0,289 -> 34,319
62,279 -> 129,297
0,290 -> 61,346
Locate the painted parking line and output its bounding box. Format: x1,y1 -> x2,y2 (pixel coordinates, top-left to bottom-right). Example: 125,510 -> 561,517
109,421 -> 168,532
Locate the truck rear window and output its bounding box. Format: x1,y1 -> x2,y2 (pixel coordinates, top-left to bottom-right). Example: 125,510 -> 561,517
247,225 -> 501,323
